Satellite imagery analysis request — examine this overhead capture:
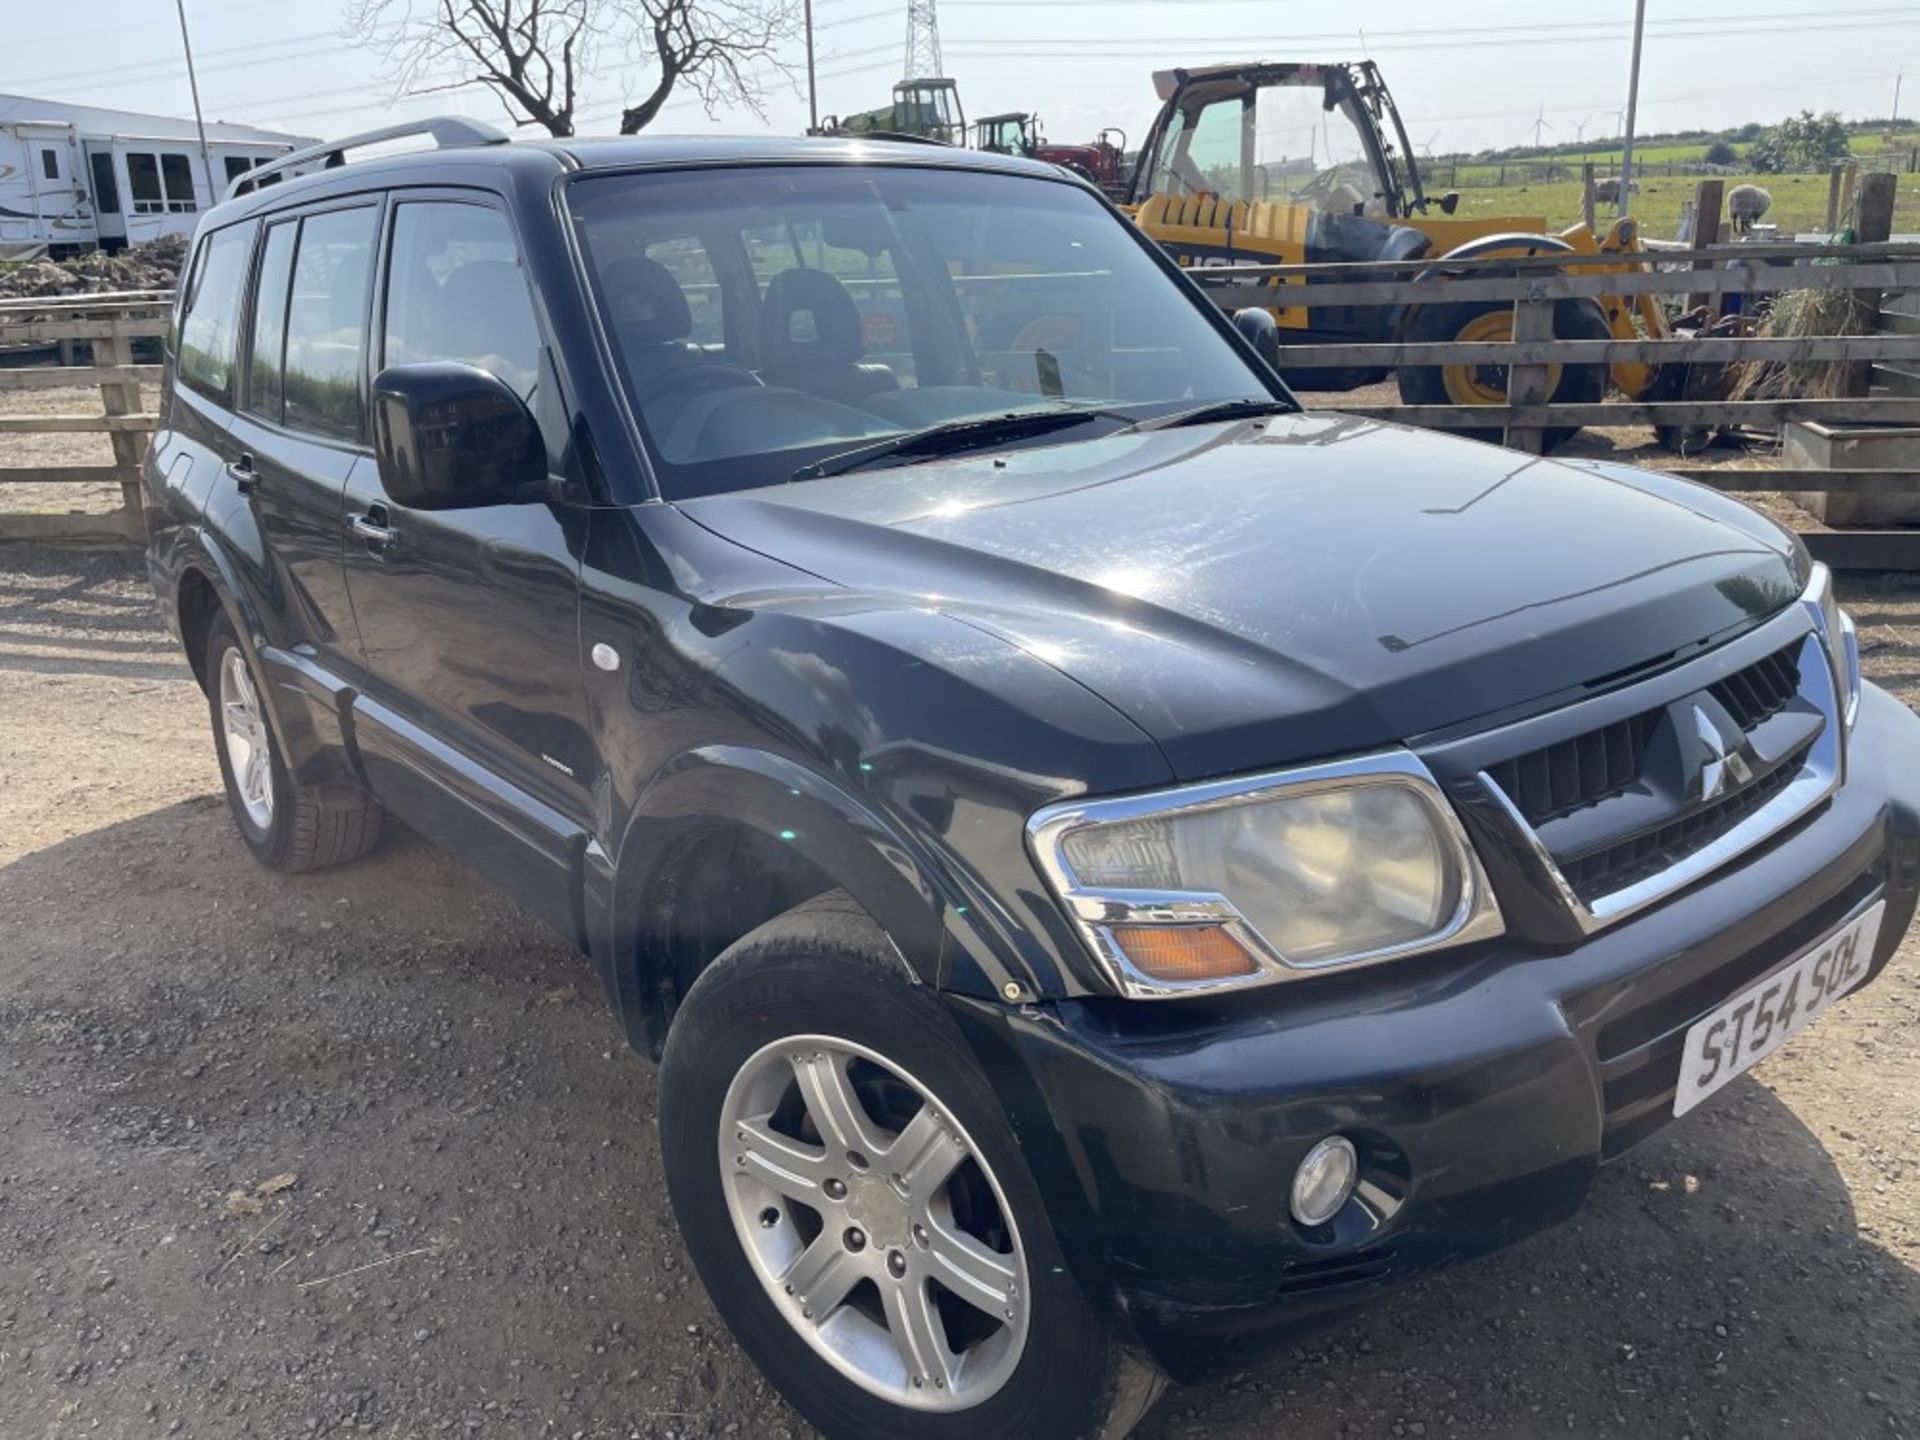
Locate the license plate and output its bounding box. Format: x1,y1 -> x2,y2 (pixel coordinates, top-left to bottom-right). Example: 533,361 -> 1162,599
1674,901 -> 1885,1117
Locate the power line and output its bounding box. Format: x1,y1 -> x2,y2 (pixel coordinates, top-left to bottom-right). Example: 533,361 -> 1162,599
8,29 -> 339,93
941,6 -> 1920,48
133,1 -> 1920,140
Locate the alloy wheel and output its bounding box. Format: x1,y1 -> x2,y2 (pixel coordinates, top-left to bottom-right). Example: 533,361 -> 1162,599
218,646 -> 273,830
718,1035 -> 1030,1410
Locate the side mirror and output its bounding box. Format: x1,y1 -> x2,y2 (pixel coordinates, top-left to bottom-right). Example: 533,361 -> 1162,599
1439,190 -> 1460,215
371,362 -> 546,510
1232,306 -> 1282,371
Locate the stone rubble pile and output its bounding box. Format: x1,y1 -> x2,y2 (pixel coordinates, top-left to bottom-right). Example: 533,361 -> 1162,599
0,234 -> 187,301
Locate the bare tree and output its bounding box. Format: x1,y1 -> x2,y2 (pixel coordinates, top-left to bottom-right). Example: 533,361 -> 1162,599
346,0 -> 799,139
347,0 -> 598,137
615,0 -> 799,135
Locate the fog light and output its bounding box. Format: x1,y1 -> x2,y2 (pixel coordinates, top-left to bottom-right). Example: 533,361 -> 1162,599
1289,1135 -> 1359,1227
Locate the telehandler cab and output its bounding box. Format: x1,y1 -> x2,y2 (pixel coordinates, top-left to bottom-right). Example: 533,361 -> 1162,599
1126,62 -> 1687,448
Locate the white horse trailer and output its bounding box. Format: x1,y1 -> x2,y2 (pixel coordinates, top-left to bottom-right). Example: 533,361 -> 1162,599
1,94 -> 313,258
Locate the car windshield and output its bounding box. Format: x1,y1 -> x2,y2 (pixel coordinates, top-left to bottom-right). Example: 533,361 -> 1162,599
567,163 -> 1285,498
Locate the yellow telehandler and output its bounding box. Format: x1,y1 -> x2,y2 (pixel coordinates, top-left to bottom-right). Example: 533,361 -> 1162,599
1125,62 -> 1686,449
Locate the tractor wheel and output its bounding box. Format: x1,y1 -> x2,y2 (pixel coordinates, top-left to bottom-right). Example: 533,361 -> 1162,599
1397,297 -> 1612,451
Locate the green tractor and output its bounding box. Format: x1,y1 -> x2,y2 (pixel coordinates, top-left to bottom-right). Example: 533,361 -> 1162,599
815,78 -> 967,145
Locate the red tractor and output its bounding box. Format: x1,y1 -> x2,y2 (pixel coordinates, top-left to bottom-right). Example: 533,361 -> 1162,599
972,113 -> 1130,198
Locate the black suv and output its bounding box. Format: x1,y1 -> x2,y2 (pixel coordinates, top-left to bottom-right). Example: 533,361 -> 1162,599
145,118 -> 1919,1439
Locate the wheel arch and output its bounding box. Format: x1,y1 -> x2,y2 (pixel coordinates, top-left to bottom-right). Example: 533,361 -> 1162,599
172,528 -> 269,696
601,744 -> 954,1059
1393,230 -> 1579,337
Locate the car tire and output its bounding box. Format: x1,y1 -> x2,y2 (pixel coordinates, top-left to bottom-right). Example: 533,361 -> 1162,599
1397,295 -> 1611,451
659,892 -> 1165,1440
203,612 -> 383,872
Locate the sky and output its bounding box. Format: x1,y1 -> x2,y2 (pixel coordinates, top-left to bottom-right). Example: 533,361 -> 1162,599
7,0 -> 1920,158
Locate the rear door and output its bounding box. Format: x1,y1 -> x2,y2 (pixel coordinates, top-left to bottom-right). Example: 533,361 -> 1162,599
340,192 -> 592,939
150,217 -> 253,543
225,199 -> 381,695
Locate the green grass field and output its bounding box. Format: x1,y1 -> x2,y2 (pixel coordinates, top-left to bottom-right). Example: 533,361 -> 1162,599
1429,129 -> 1920,235
1441,169 -> 1920,237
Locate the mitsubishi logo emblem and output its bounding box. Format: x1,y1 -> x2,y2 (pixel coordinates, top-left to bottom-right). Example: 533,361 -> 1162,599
1691,703 -> 1753,802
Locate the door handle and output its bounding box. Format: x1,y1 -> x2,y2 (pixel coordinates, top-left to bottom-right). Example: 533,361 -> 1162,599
350,505 -> 398,548
225,452 -> 257,493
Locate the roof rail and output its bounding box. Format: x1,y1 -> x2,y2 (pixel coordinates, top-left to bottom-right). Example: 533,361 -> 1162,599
835,131 -> 955,147
227,116 -> 509,200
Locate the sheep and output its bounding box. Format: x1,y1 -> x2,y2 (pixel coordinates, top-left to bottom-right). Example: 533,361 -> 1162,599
1728,183 -> 1773,232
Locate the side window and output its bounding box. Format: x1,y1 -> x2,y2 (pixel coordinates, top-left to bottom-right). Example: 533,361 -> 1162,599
127,153 -> 164,214
176,222 -> 256,404
244,221 -> 298,424
642,235 -> 724,346
161,153 -> 197,213
224,156 -> 252,186
283,206 -> 377,443
1184,97 -> 1245,198
380,202 -> 541,399
41,149 -> 59,181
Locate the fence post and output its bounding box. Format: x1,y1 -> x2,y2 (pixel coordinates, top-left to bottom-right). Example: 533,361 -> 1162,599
1846,171 -> 1898,397
1582,163 -> 1597,231
1688,179 -> 1725,316
1504,285 -> 1555,456
1827,163 -> 1847,231
92,326 -> 147,538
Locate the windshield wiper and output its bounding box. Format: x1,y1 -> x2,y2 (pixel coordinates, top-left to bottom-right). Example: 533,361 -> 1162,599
792,408 -> 1134,481
1130,397 -> 1297,433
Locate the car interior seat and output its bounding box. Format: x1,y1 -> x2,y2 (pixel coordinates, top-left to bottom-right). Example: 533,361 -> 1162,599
758,268 -> 899,405
599,256 -> 711,392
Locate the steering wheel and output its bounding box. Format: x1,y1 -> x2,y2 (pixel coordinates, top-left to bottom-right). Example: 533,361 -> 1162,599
640,362 -> 764,408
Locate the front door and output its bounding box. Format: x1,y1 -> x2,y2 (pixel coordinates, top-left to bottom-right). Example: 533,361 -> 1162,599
339,194 -> 594,940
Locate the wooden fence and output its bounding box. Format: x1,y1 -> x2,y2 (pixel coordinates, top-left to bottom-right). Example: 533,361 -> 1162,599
1190,179 -> 1920,568
0,290 -> 172,542
4,224 -> 1919,564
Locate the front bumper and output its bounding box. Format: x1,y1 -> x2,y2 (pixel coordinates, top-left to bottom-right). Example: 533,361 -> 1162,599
955,683 -> 1920,1382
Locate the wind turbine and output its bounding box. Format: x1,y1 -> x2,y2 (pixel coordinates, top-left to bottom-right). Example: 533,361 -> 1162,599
1532,103 -> 1556,152
1571,114 -> 1601,165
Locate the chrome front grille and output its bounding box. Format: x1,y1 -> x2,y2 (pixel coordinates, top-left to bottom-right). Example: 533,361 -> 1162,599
1483,710 -> 1659,828
1709,643 -> 1801,730
1555,739 -> 1810,904
1422,614 -> 1845,936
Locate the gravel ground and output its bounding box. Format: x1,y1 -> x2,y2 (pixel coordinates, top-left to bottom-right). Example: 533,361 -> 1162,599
2,545 -> 1918,1440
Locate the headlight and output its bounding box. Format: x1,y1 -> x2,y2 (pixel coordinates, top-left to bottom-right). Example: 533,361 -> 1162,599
1803,562 -> 1862,729
1027,752 -> 1503,998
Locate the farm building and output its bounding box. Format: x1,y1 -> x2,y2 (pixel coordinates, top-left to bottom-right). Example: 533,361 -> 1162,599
0,94 -> 313,258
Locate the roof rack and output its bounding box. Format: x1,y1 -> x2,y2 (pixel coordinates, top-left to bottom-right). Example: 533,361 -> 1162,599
227,116 -> 509,200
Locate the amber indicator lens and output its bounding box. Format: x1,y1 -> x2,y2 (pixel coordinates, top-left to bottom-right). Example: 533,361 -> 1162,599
1108,924 -> 1260,983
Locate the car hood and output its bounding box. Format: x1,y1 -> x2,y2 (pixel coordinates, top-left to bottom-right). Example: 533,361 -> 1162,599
677,412 -> 1804,780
